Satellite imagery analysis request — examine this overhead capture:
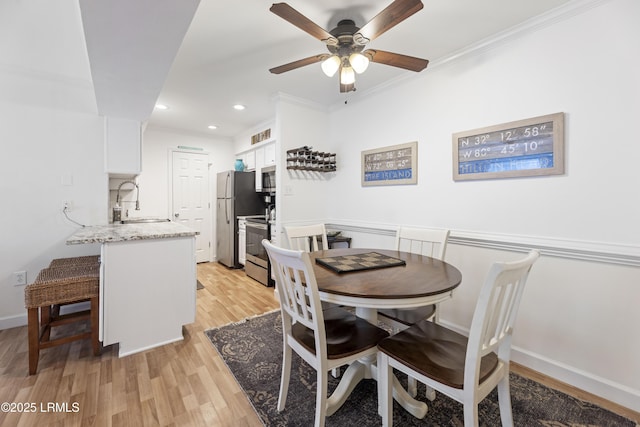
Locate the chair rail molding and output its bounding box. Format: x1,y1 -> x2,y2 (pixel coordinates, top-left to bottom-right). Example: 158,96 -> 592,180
325,221 -> 640,268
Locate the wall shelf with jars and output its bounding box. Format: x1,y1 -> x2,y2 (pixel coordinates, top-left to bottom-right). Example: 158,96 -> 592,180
286,146 -> 336,172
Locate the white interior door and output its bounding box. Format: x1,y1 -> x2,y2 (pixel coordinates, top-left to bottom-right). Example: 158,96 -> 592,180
172,151 -> 211,263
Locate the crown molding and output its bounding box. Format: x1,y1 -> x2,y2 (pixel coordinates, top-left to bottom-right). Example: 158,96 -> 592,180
331,0 -> 612,109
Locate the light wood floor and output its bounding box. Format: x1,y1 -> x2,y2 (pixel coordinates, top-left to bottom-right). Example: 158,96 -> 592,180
0,262 -> 637,426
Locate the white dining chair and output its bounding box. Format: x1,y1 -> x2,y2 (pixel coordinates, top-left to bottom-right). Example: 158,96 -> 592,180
284,223 -> 341,377
285,223 -> 329,252
377,226 -> 450,397
378,226 -> 450,329
377,250 -> 540,427
262,239 -> 389,427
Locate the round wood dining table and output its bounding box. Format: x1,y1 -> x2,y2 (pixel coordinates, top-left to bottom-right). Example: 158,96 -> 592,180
310,247 -> 462,316
307,247 -> 463,419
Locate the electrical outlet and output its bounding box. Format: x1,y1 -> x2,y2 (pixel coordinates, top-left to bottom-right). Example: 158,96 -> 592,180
13,271 -> 27,286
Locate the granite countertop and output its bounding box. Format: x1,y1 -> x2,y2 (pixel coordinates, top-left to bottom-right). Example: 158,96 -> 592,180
66,221 -> 199,245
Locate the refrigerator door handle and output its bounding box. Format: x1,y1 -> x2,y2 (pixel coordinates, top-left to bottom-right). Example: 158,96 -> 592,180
225,173 -> 231,224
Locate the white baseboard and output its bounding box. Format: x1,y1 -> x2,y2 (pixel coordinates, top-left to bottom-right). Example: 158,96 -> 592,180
0,302 -> 91,331
511,347 -> 640,414
0,313 -> 27,330
439,318 -> 640,414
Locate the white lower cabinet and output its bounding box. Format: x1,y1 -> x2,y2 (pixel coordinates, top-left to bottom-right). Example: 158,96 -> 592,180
101,237 -> 196,357
238,219 -> 247,265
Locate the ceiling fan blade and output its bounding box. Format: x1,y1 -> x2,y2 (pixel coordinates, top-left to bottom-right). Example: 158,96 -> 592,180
270,3 -> 338,45
269,54 -> 329,74
354,0 -> 423,45
340,82 -> 355,93
365,49 -> 428,72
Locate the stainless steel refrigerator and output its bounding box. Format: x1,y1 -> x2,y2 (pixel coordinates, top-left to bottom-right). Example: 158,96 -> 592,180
216,171 -> 264,268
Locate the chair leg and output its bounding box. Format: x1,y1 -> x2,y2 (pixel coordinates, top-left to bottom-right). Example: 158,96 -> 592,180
277,343 -> 292,412
425,386 -> 436,401
497,375 -> 514,427
407,376 -> 417,397
377,352 -> 394,427
27,308 -> 40,375
463,402 -> 480,427
314,367 -> 328,427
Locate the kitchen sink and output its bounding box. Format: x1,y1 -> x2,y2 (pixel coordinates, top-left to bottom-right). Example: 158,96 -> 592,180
119,218 -> 170,224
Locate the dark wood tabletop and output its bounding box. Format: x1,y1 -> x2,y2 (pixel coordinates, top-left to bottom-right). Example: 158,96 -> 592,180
309,247 -> 462,303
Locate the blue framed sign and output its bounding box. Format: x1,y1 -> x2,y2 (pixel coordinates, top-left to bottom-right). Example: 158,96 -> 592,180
452,112 -> 564,181
362,141 -> 418,186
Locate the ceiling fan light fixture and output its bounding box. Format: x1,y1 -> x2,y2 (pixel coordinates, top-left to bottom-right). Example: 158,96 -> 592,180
340,66 -> 355,85
349,52 -> 370,74
321,55 -> 340,77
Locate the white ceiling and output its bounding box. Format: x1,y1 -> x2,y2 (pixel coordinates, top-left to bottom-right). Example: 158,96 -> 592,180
88,0 -> 576,139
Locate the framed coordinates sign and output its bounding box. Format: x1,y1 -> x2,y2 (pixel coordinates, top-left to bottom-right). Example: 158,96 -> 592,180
452,112 -> 564,181
362,141 -> 417,186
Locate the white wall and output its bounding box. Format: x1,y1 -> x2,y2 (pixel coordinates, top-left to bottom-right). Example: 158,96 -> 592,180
328,0 -> 640,243
312,0 -> 639,411
0,1 -> 105,328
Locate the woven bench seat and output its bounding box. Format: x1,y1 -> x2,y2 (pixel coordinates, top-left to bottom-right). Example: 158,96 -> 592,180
25,264 -> 100,308
24,258 -> 101,375
48,255 -> 100,268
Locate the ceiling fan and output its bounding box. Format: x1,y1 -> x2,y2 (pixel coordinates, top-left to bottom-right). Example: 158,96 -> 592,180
269,0 -> 429,93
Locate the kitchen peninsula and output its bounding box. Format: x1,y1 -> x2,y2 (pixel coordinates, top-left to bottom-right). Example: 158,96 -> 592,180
67,221 -> 198,357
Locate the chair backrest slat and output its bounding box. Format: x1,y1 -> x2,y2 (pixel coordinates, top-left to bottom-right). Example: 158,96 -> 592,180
396,227 -> 450,260
285,224 -> 329,252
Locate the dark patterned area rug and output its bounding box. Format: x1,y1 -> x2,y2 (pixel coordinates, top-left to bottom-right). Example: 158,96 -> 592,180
206,311 -> 635,427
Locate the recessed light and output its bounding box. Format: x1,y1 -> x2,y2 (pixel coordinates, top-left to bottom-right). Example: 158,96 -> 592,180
207,125 -> 218,130
233,104 -> 246,111
155,104 -> 169,110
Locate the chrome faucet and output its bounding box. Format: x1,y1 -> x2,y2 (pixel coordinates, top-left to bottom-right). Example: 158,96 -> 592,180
116,180 -> 140,211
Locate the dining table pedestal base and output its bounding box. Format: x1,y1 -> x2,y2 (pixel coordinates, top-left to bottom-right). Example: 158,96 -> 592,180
324,306 -> 429,420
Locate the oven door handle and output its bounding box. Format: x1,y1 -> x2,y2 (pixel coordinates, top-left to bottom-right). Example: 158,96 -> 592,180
246,222 -> 268,231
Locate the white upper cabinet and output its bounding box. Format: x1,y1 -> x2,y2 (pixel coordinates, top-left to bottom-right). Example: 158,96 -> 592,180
105,117 -> 141,175
244,150 -> 256,170
235,139 -> 276,191
254,146 -> 265,191
264,142 -> 276,165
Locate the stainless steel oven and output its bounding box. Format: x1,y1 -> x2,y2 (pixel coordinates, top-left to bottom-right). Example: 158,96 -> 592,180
245,218 -> 273,286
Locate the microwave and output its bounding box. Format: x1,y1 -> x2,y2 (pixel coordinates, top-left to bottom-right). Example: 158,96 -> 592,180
261,165 -> 276,193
